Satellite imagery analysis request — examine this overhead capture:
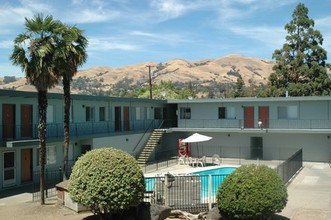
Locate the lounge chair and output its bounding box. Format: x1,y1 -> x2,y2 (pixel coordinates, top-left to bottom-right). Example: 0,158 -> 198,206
197,156 -> 206,167
178,155 -> 186,165
212,154 -> 221,165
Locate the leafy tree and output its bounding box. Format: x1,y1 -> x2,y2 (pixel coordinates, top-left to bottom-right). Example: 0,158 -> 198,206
69,148 -> 145,220
3,76 -> 17,84
269,3 -> 330,96
234,75 -> 245,97
10,14 -> 63,204
54,25 -> 88,180
217,164 -> 287,219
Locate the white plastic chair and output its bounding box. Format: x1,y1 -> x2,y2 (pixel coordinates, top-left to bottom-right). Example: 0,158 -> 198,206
212,154 -> 221,165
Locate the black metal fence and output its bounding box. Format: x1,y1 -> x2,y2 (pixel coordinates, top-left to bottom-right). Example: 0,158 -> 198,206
144,173 -> 230,213
32,168 -> 69,201
276,148 -> 303,184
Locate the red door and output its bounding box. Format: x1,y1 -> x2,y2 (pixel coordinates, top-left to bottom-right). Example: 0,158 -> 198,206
258,106 -> 269,128
244,106 -> 254,128
123,106 -> 130,131
21,148 -> 32,182
2,104 -> 15,140
21,105 -> 33,138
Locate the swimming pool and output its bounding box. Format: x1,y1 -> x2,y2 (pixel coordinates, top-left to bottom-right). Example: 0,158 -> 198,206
145,166 -> 237,195
193,167 -> 237,197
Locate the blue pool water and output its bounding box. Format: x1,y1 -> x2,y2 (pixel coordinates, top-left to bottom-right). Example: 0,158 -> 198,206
145,167 -> 237,195
193,167 -> 237,197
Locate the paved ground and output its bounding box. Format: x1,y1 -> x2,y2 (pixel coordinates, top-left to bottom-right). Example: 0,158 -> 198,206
0,162 -> 330,220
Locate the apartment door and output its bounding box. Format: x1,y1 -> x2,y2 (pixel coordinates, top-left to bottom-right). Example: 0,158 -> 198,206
21,148 -> 32,183
244,106 -> 254,128
258,106 -> 269,128
21,105 -> 33,138
3,151 -> 16,187
123,106 -> 130,131
251,137 -> 263,159
115,107 -> 121,131
2,104 -> 15,140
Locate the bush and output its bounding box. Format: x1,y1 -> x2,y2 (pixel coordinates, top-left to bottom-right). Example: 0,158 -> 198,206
216,164 -> 288,220
68,148 -> 145,219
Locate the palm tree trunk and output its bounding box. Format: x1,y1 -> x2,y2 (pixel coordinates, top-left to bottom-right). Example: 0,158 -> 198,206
63,76 -> 71,180
38,90 -> 47,205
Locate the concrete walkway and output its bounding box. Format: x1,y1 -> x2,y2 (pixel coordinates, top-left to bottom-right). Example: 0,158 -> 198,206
279,162 -> 331,220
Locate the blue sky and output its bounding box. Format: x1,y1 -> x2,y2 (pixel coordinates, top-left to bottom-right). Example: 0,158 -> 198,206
0,0 -> 331,77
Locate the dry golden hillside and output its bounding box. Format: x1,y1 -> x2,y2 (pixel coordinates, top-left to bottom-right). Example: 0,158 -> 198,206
0,54 -> 274,93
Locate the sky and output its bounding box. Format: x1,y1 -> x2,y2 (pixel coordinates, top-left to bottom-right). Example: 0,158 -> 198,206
0,0 -> 331,77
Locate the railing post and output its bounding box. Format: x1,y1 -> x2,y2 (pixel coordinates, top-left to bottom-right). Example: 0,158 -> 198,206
164,174 -> 169,207
208,174 -> 212,210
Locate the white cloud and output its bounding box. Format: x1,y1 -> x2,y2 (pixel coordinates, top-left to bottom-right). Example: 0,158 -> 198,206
228,25 -> 286,49
129,30 -> 190,45
0,40 -> 13,49
87,37 -> 139,51
67,9 -> 120,23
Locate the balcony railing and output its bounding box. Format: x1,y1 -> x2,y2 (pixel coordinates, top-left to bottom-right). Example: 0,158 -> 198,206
178,119 -> 331,129
1,119 -> 164,142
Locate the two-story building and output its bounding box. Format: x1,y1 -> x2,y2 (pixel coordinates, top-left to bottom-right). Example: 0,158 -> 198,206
1,89 -> 331,189
158,97 -> 331,164
0,89 -> 168,189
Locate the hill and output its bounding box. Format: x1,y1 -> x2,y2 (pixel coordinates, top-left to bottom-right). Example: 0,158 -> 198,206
0,54 -> 274,95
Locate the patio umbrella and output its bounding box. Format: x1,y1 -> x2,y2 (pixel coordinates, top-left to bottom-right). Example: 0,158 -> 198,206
181,133 -> 212,156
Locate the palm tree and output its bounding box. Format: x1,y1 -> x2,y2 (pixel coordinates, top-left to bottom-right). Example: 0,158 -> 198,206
54,25 -> 88,180
10,14 -> 63,204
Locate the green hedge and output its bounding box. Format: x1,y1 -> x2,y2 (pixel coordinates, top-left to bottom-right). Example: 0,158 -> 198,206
216,164 -> 288,219
68,148 -> 145,219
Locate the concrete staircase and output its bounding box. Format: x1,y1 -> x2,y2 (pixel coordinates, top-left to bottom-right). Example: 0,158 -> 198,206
137,129 -> 166,166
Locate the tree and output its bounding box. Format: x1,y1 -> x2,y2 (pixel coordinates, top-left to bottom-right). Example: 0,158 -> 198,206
54,25 -> 88,180
69,148 -> 145,220
269,3 -> 330,96
234,75 -> 245,97
217,164 -> 287,219
10,14 -> 63,204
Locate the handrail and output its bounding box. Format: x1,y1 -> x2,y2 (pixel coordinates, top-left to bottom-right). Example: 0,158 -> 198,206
132,120 -> 158,157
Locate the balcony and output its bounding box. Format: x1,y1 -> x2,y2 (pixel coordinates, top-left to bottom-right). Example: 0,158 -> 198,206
178,119 -> 331,130
1,119 -> 164,143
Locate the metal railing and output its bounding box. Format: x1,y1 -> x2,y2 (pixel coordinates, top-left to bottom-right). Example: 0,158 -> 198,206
32,167 -> 72,201
178,119 -> 331,129
276,149 -> 303,184
1,119 -> 164,141
144,173 -> 231,213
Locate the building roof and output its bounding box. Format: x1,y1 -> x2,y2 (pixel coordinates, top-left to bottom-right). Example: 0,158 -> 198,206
167,96 -> 331,104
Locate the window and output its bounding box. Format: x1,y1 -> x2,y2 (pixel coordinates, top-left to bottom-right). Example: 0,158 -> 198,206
180,107 -> 191,119
218,107 -> 226,119
154,107 -> 163,119
37,145 -> 57,165
86,106 -> 95,121
219,107 -> 236,119
278,106 -> 298,119
136,107 -> 141,120
99,107 -> 105,121
47,105 -> 54,123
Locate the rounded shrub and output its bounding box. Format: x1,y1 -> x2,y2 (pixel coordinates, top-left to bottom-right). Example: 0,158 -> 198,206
216,164 -> 288,220
68,148 -> 145,219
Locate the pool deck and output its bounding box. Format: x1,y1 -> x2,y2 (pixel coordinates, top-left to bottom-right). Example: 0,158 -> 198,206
145,161 -> 331,220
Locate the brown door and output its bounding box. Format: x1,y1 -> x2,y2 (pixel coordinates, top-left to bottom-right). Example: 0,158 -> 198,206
21,148 -> 32,182
2,104 -> 15,140
244,106 -> 254,128
115,107 -> 121,131
123,106 -> 129,131
21,105 -> 33,138
258,106 -> 269,128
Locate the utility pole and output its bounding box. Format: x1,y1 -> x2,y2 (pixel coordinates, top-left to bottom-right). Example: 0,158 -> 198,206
147,65 -> 153,99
